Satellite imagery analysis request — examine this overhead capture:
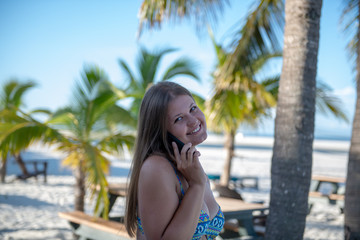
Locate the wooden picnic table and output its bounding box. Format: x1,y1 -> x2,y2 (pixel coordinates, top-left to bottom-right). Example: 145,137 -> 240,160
308,175 -> 345,213
311,175 -> 346,188
107,182 -> 128,196
94,182 -> 128,217
216,197 -> 268,238
310,175 -> 345,197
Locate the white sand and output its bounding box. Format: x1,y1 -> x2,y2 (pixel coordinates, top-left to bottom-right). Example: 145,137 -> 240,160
0,134 -> 348,240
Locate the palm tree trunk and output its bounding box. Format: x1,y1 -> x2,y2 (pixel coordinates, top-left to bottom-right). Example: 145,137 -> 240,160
265,0 -> 322,239
74,165 -> 86,212
345,70 -> 360,239
15,153 -> 29,176
220,129 -> 235,187
1,157 -> 7,183
344,2 -> 360,237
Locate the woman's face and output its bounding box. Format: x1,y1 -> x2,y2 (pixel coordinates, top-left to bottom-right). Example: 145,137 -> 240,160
166,95 -> 207,146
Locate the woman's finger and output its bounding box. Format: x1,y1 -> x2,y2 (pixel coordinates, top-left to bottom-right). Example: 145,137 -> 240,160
193,151 -> 201,158
172,142 -> 181,165
186,146 -> 197,164
181,143 -> 192,161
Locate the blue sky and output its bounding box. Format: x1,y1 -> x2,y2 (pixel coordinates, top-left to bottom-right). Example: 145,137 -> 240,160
0,1 -> 356,140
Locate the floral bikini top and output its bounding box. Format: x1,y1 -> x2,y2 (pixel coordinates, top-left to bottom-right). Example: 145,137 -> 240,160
137,163 -> 225,240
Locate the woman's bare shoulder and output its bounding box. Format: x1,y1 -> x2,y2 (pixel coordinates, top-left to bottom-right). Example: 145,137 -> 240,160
139,155 -> 175,183
138,154 -> 179,208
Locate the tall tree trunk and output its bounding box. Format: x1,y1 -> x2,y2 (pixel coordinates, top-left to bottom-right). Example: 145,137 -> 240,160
74,165 -> 86,212
344,2 -> 360,237
15,153 -> 29,176
265,0 -> 322,239
1,157 -> 7,183
220,129 -> 235,187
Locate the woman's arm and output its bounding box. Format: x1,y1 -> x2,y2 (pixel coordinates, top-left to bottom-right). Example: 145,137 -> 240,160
138,144 -> 207,240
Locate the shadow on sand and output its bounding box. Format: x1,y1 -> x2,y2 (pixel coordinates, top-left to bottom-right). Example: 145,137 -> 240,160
0,194 -> 54,207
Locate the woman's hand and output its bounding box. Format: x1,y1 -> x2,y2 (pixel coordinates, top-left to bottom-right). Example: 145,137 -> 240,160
172,142 -> 207,187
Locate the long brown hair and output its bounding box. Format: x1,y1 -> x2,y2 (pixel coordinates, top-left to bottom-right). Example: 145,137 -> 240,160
125,81 -> 193,237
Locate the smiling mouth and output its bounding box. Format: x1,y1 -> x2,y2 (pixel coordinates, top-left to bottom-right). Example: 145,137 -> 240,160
188,125 -> 201,135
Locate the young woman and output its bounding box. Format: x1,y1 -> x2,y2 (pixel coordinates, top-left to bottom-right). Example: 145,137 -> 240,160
125,82 -> 224,239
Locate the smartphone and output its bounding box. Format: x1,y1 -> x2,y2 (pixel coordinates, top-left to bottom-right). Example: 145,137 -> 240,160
167,132 -> 185,153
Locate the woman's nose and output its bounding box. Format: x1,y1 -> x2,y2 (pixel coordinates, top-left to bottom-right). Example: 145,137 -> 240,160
188,117 -> 199,127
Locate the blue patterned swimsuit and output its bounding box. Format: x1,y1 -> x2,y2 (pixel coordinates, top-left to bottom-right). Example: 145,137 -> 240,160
137,162 -> 225,239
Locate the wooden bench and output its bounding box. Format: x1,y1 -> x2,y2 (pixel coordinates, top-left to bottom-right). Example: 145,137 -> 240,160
16,160 -> 48,183
208,174 -> 259,190
59,211 -> 133,240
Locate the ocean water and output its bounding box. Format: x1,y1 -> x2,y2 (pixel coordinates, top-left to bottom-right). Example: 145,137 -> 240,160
239,130 -> 351,142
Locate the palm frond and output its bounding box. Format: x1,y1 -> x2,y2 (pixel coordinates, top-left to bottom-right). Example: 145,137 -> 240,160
138,0 -> 229,37
47,110 -> 81,138
97,132 -> 135,156
191,93 -> 206,112
250,52 -> 282,75
220,0 -> 284,80
0,121 -> 66,156
72,66 -> 110,109
120,46 -> 201,119
28,108 -> 52,116
137,47 -> 177,89
340,0 -> 359,73
161,57 -> 200,81
83,143 -> 110,219
103,105 -> 137,129
118,59 -> 139,91
261,75 -> 280,100
0,109 -> 28,124
87,90 -> 119,131
106,79 -> 128,100
62,150 -> 82,168
0,79 -> 37,109
206,89 -> 247,133
11,81 -> 37,108
315,81 -> 349,122
208,26 -> 227,65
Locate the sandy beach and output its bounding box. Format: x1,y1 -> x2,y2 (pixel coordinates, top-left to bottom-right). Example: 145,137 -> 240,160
0,134 -> 348,240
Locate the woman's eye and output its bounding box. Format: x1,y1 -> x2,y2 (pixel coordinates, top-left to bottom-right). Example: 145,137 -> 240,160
175,116 -> 183,123
190,106 -> 197,112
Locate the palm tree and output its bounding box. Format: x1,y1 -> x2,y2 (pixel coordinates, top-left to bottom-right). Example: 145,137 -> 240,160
0,66 -> 135,216
265,1 -> 323,238
208,29 -> 348,190
0,79 -> 38,182
341,0 -> 360,238
49,66 -> 135,213
206,33 -> 278,187
118,46 -> 200,118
